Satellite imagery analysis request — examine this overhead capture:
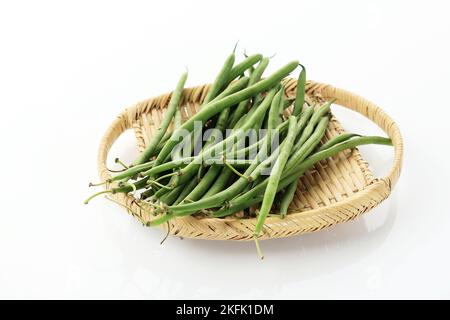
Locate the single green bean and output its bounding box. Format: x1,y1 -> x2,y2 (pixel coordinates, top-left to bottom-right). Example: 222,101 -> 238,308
289,116 -> 329,167
173,86 -> 279,187
134,72 -> 188,165
318,133 -> 361,151
159,184 -> 184,206
279,179 -> 297,218
185,165 -> 222,202
293,64 -> 306,116
200,167 -> 233,199
203,51 -> 235,104
228,54 -> 263,81
254,116 -> 297,236
228,57 -> 270,128
292,100 -> 332,152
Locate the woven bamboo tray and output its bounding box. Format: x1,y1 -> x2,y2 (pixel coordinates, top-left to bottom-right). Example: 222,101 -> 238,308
97,79 -> 403,241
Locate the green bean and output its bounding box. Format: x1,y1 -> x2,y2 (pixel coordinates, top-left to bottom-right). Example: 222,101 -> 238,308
225,116 -> 329,210
211,196 -> 261,218
134,72 -> 188,165
254,116 -> 297,236
140,188 -> 155,200
84,177 -> 149,204
188,76 -> 248,162
229,135 -> 392,211
228,57 -> 270,128
96,161 -> 154,184
295,106 -> 314,138
230,113 -> 247,129
173,179 -> 198,205
159,184 -> 184,205
231,139 -> 265,159
318,133 -> 361,151
200,167 -> 233,199
198,77 -> 249,182
228,54 -> 263,81
268,87 -> 284,131
274,106 -> 313,206
213,76 -> 250,102
169,129 -> 286,216
247,65 -> 255,76
152,184 -> 172,199
249,93 -> 293,118
252,112 -> 315,182
141,158 -> 189,177
203,51 -> 236,104
154,61 -> 299,168
147,213 -> 174,227
287,136 -> 393,177
203,92 -> 233,149
289,116 -> 329,167
292,100 -> 332,153
173,86 -> 280,187
284,97 -> 295,110
150,156 -> 254,176
193,104 -> 230,186
91,52 -> 399,248
200,76 -> 250,159
185,165 -> 222,202
279,180 -> 297,218
161,109 -> 184,191
159,106 -> 183,148
202,113 -> 286,199
293,64 -> 306,116
266,87 -> 284,151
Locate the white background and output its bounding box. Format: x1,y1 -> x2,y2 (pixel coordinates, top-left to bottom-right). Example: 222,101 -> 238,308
1,0 -> 449,299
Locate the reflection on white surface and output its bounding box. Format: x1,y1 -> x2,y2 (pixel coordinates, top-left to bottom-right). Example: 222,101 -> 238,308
62,192 -> 396,299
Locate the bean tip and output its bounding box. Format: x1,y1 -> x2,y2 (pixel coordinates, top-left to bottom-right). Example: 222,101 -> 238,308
268,52 -> 277,60
253,235 -> 265,260
233,41 -> 239,53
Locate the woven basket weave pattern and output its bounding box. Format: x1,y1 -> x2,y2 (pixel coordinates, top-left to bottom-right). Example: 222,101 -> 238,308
97,79 -> 403,240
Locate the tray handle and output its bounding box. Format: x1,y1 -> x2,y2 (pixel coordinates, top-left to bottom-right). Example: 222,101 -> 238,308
306,82 -> 403,190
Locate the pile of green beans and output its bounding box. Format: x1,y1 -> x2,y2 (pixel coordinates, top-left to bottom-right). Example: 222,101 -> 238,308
86,49 -> 393,258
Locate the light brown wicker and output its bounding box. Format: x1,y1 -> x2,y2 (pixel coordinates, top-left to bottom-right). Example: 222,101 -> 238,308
97,79 -> 403,241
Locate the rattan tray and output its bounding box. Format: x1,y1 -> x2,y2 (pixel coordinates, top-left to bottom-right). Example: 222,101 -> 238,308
97,79 -> 403,241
